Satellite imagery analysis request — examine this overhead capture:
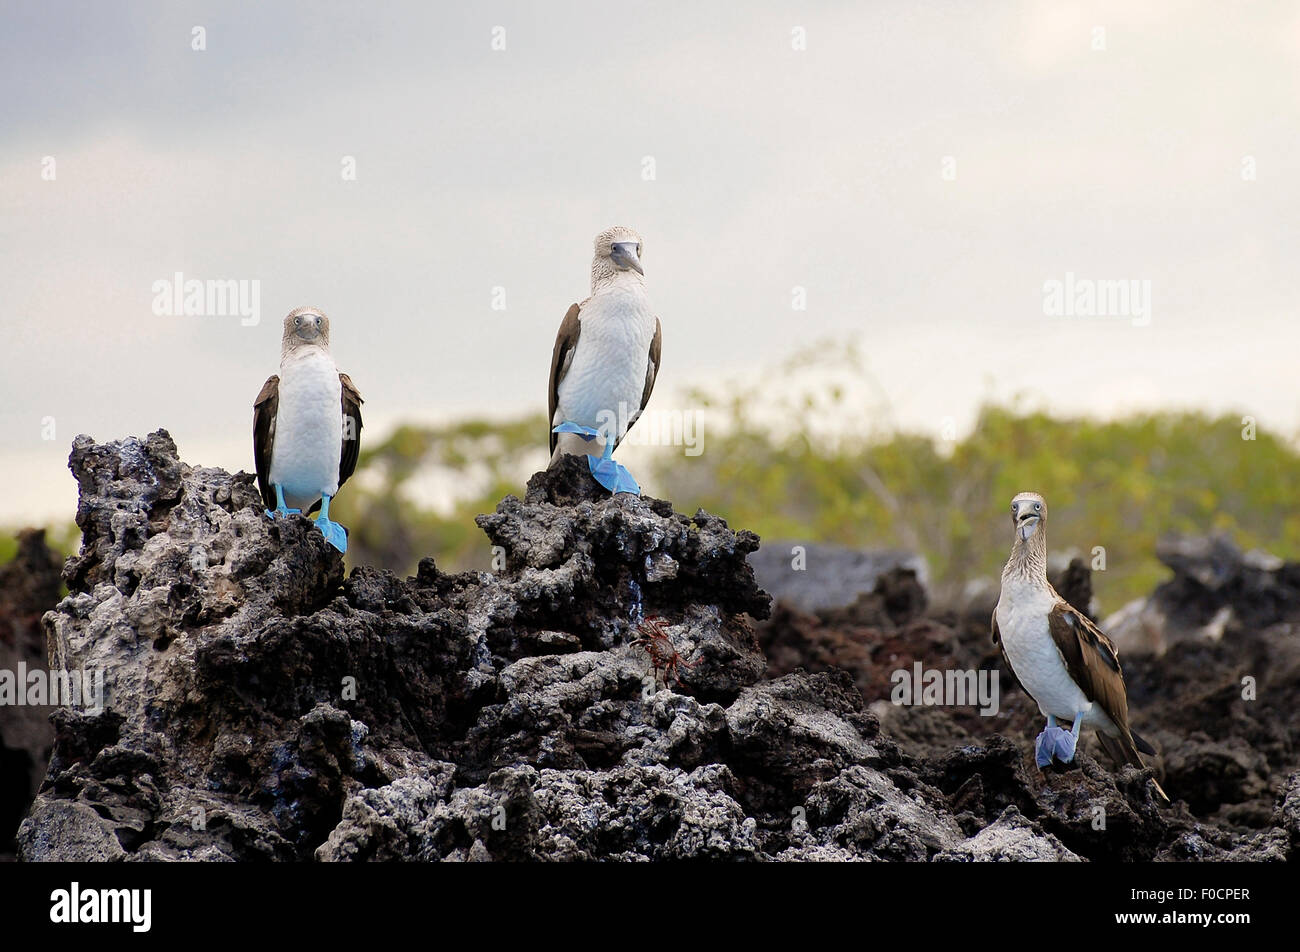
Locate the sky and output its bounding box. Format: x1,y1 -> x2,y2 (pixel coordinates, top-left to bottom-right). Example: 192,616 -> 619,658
1,1 -> 1297,524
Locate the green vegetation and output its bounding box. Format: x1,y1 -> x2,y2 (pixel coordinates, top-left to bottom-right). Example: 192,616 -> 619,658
332,391 -> 1298,611
8,352 -> 1297,613
334,417 -> 550,575
0,523 -> 80,568
643,348 -> 1300,607
656,399 -> 1299,606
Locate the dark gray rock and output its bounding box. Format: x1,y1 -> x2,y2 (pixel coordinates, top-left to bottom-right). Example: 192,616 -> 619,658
1105,533 -> 1300,654
748,542 -> 928,615
22,434 -> 796,861
17,432 -> 1291,862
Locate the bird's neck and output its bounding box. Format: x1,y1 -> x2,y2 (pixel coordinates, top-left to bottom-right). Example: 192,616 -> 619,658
591,265 -> 645,294
1004,530 -> 1048,584
281,341 -> 330,365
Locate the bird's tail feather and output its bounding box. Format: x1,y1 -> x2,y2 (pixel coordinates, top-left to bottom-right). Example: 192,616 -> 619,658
1096,731 -> 1170,804
1129,727 -> 1157,756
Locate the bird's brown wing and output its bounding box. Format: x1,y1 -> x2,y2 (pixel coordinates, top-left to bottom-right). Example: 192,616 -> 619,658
252,375 -> 279,509
548,303 -> 582,453
1047,602 -> 1157,768
339,372 -> 364,489
1047,603 -> 1125,713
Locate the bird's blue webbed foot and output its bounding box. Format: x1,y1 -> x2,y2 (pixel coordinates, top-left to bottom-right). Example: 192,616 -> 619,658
316,521 -> 348,553
1034,714 -> 1081,766
588,428 -> 640,496
1034,727 -> 1063,767
315,494 -> 348,553
552,421 -> 641,496
589,454 -> 641,495
265,484 -> 302,520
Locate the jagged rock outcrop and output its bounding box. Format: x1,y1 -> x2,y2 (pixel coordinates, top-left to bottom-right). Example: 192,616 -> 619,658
757,545 -> 1300,859
14,431 -> 1295,861
1104,534 -> 1300,654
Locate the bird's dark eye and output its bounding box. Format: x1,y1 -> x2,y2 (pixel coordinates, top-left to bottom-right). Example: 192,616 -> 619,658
1035,503 -> 1042,511
294,317 -> 301,325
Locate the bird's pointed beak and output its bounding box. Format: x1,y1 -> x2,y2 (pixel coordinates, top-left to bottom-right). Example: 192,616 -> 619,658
296,314 -> 322,340
1014,504 -> 1041,541
611,242 -> 644,275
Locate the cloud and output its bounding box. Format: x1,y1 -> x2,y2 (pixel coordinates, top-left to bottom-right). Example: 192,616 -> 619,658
1,0 -> 1295,523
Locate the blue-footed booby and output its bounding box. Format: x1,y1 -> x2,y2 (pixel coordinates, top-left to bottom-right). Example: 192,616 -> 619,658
993,492 -> 1169,802
548,226 -> 661,495
253,307 -> 363,553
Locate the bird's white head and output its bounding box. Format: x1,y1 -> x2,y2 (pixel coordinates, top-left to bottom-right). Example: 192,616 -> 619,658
591,225 -> 644,288
1010,491 -> 1048,542
281,306 -> 331,355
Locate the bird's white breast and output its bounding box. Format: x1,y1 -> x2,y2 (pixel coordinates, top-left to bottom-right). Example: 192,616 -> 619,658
556,285 -> 656,434
269,348 -> 342,510
996,577 -> 1094,723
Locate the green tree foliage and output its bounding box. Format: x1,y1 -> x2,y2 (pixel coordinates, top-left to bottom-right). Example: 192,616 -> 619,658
9,352 -> 1294,615
330,416 -> 550,574
0,523 -> 79,568
331,378 -> 1297,611
651,364 -> 1300,608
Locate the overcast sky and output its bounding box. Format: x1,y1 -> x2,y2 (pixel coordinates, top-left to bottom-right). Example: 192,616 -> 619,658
2,1 -> 1297,524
